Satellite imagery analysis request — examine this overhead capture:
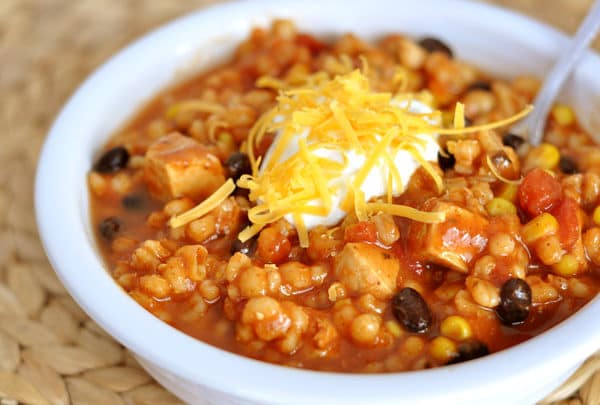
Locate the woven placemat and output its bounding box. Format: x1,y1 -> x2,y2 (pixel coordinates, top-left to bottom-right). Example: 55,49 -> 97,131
1,0 -> 598,403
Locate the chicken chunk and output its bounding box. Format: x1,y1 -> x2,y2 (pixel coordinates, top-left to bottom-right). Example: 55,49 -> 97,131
409,201 -> 489,273
334,242 -> 400,300
144,132 -> 225,201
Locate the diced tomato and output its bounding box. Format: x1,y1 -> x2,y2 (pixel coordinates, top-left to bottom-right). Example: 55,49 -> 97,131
344,221 -> 378,243
256,227 -> 291,264
517,168 -> 562,217
389,240 -> 406,261
551,197 -> 581,250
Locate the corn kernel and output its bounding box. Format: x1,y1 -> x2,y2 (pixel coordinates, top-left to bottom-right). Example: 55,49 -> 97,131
551,104 -> 574,126
593,206 -> 600,226
552,254 -> 580,277
526,143 -> 560,171
385,320 -> 403,339
521,213 -> 559,245
497,183 -> 518,203
440,315 -> 472,341
403,336 -> 425,356
534,235 -> 564,265
430,336 -> 458,363
486,198 -> 517,216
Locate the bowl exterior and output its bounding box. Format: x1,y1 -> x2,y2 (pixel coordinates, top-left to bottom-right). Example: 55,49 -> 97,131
35,0 -> 600,404
136,355 -> 583,405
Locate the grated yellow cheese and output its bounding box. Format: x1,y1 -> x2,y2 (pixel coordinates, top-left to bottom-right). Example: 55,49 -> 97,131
365,202 -> 446,223
453,102 -> 466,129
437,105 -> 533,135
237,69 -> 458,247
485,154 -> 523,185
165,99 -> 225,118
207,119 -> 228,142
169,67 -> 532,248
169,179 -> 235,228
256,76 -> 288,90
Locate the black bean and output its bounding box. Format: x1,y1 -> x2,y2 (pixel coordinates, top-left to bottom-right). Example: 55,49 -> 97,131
502,133 -> 526,150
467,80 -> 492,92
495,278 -> 532,326
437,149 -> 456,171
447,340 -> 490,364
392,287 -> 432,333
93,146 -> 130,173
418,37 -> 453,58
559,156 -> 579,174
225,152 -> 252,181
230,237 -> 257,257
99,217 -> 121,241
121,194 -> 145,210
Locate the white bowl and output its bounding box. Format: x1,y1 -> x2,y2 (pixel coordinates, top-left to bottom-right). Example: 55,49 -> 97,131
35,0 -> 600,404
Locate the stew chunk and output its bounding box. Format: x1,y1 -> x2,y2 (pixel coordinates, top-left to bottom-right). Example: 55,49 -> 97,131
410,201 -> 489,272
335,242 -> 400,299
144,132 -> 225,201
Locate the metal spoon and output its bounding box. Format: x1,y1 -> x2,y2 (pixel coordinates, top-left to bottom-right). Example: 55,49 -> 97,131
521,0 -> 600,145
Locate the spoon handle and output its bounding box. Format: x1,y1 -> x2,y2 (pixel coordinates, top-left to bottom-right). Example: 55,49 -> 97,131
527,0 -> 600,145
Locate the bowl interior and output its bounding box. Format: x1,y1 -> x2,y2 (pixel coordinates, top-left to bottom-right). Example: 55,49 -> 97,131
35,0 -> 600,404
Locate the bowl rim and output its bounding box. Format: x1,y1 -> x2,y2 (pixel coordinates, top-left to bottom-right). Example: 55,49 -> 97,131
35,0 -> 600,403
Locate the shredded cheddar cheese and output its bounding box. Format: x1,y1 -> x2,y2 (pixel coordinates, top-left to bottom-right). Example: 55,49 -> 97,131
485,154 -> 523,185
169,179 -> 236,228
169,67 -> 532,248
237,69 -> 454,246
454,102 -> 466,129
166,99 -> 226,118
365,202 -> 446,223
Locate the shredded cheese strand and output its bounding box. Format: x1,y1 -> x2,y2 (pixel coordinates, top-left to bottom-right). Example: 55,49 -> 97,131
169,179 -> 236,228
485,154 -> 523,185
434,105 -> 533,134
352,127 -> 398,190
365,203 -> 446,223
256,76 -> 288,90
168,67 -> 533,249
264,126 -> 296,172
238,222 -> 265,242
330,100 -> 363,153
454,102 -> 466,129
293,212 -> 309,247
166,100 -> 225,118
298,138 -> 333,211
247,109 -> 276,174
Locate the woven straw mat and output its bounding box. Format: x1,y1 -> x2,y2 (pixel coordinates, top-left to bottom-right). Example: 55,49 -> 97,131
1,0 -> 599,404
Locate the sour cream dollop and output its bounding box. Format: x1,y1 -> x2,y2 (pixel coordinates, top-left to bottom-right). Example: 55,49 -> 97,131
260,99 -> 439,230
